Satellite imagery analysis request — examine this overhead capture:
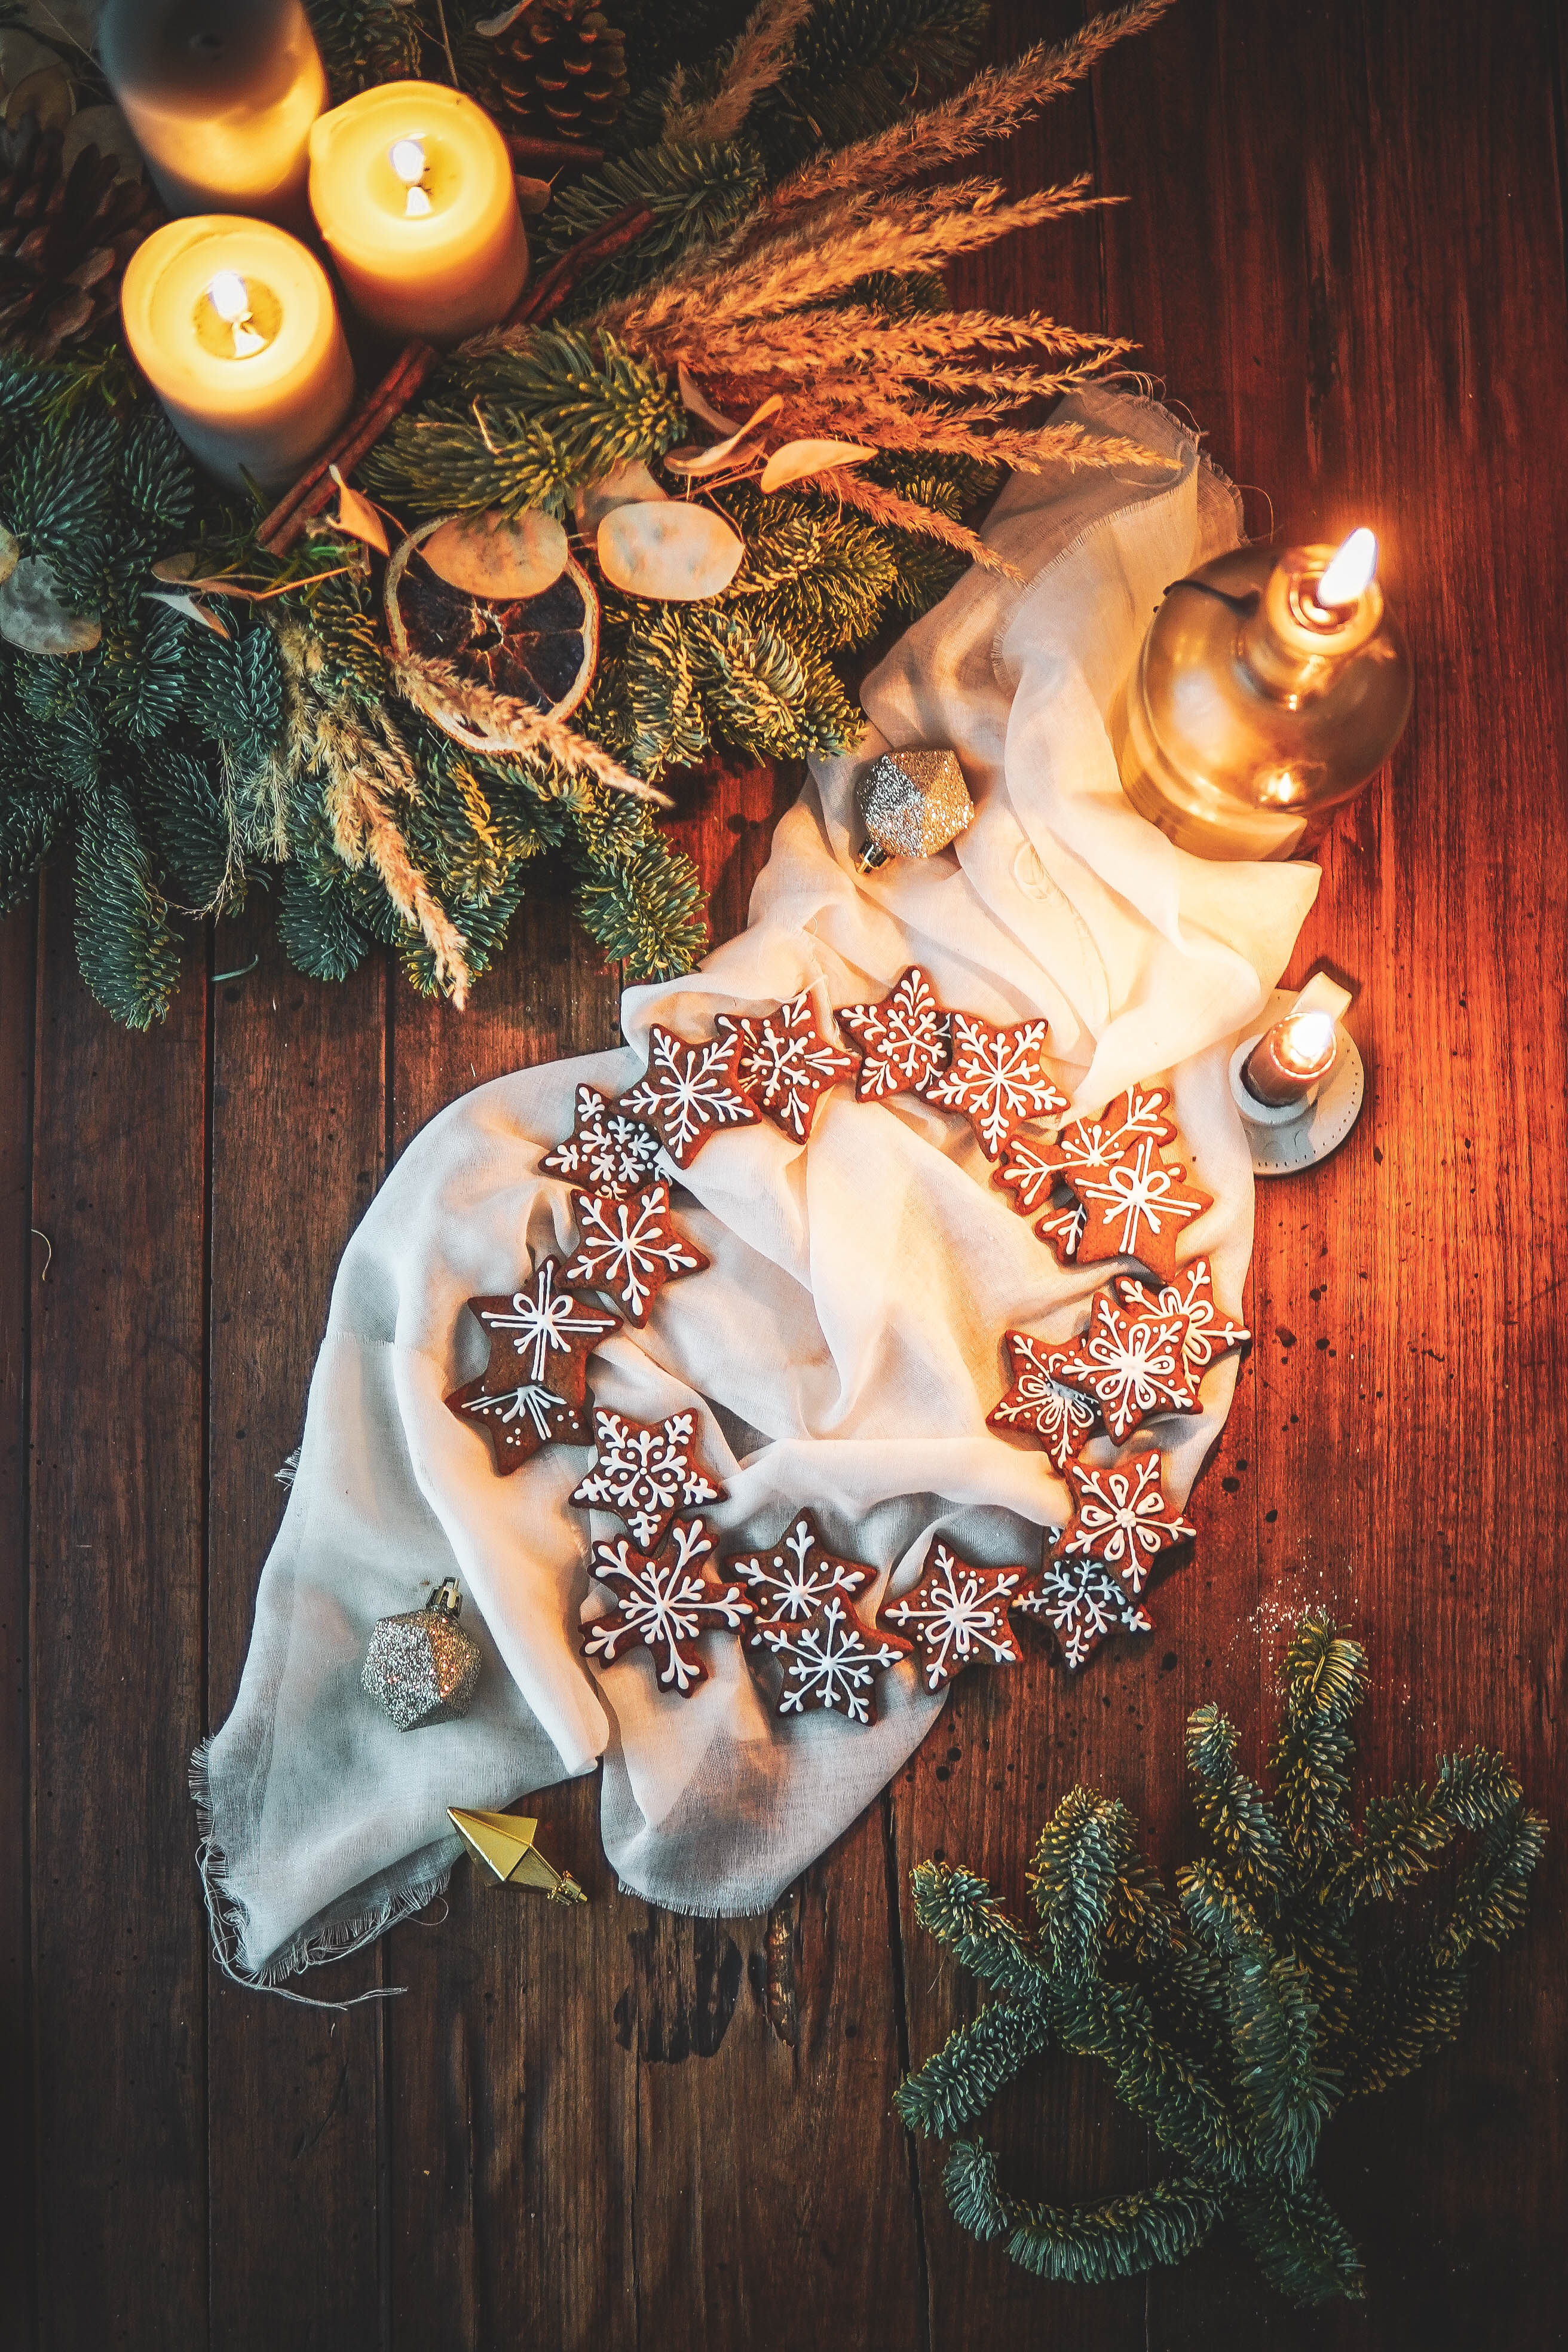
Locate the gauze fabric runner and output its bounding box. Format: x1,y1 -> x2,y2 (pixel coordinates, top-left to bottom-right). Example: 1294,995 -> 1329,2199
197,393 -> 1320,1982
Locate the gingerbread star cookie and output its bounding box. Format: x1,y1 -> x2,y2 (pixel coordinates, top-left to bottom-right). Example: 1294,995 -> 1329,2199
1068,1137 -> 1213,1284
1059,1448 -> 1196,1595
727,1509 -> 871,1622
836,966 -> 951,1102
443,1258 -> 620,1474
716,993 -> 859,1142
1048,1291 -> 1201,1444
881,1539 -> 1031,1692
987,1328 -> 1101,1470
1114,1256 -> 1251,1377
566,1181 -> 709,1326
542,1083 -> 664,1199
582,1517 -> 753,1694
569,1406 -> 726,1549
618,1024 -> 760,1168
922,1012 -> 1070,1159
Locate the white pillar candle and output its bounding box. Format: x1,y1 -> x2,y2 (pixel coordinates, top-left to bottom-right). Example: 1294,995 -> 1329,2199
307,82 -> 529,344
121,217 -> 356,491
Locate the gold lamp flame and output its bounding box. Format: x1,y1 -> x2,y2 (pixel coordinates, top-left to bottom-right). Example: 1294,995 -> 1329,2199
1316,527 -> 1378,612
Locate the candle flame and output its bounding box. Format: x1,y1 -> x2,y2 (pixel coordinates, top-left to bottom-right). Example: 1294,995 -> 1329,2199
206,271 -> 266,357
1316,527 -> 1377,611
1276,1009 -> 1337,1073
391,136 -> 433,216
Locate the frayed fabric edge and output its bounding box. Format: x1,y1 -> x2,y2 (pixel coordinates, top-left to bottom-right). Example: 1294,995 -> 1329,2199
190,1737 -> 458,2010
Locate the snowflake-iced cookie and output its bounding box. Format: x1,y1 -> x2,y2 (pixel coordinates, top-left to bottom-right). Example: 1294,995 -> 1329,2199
1048,1291 -> 1201,1444
1060,1448 -> 1196,1595
922,1012 -> 1070,1159
715,993 -> 859,1141
1114,1256 -> 1251,1377
583,1517 -> 753,1694
836,966 -> 951,1102
1015,1550 -> 1154,1670
542,1083 -> 664,1199
618,1024 -> 760,1167
569,1406 -> 726,1549
726,1509 -> 870,1622
881,1539 -> 1030,1690
987,1329 -> 1100,1470
750,1588 -> 912,1725
566,1181 -> 708,1325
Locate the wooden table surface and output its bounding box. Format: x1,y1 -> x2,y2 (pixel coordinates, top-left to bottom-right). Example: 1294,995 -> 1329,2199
4,3 -> 1564,2345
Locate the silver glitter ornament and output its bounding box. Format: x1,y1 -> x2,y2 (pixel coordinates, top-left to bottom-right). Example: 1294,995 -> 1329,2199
363,1578 -> 483,1732
855,748 -> 974,873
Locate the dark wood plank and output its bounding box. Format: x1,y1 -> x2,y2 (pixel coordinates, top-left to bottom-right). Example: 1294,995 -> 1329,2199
0,895 -> 38,2345
27,876 -> 209,2345
204,909 -> 390,2350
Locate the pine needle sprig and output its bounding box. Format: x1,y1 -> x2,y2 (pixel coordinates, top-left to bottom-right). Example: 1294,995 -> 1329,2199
898,1609 -> 1545,2308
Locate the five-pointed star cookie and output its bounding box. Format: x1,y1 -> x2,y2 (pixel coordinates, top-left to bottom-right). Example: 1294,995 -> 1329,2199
987,1328 -> 1101,1469
618,1024 -> 761,1168
1048,1290 -> 1201,1444
1068,1136 -> 1214,1284
881,1539 -> 1030,1691
716,993 -> 859,1142
455,1258 -> 621,1410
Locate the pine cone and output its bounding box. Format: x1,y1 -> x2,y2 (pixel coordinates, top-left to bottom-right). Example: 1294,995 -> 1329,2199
0,117 -> 163,362
479,0 -> 629,148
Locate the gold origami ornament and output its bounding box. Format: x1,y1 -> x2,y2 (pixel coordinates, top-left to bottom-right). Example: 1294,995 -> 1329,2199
448,1806 -> 587,1903
855,748 -> 975,872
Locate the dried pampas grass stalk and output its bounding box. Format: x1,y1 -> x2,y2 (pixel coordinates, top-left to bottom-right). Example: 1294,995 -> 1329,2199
663,0 -> 814,145
810,469 -> 1023,578
390,655 -> 673,808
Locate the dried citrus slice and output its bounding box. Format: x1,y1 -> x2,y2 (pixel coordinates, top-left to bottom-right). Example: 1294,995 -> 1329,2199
385,515 -> 599,755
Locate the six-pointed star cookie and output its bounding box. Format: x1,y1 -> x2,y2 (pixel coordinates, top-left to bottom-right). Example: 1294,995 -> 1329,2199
881,1539 -> 1030,1690
569,1405 -> 726,1549
727,1509 -> 871,1622
1015,1547 -> 1154,1669
837,965 -> 951,1102
583,1517 -> 753,1694
1068,1136 -> 1214,1284
716,993 -> 859,1142
618,1024 -> 761,1167
751,1588 -> 912,1725
922,1012 -> 1070,1158
1114,1255 -> 1251,1376
987,1328 -> 1101,1469
541,1083 -> 664,1199
444,1374 -> 595,1475
457,1258 -> 621,1410
1048,1290 -> 1201,1444
1060,1448 -> 1196,1594
566,1181 -> 709,1326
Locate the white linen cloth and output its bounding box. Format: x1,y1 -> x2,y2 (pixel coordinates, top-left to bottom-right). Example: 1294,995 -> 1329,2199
195,393 -> 1320,1983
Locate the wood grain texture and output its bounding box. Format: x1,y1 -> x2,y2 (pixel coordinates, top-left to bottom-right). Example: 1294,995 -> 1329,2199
6,0 -> 1567,2344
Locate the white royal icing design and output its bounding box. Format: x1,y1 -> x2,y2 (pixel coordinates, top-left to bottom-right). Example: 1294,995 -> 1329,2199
751,1590 -> 911,1724
452,1379 -> 590,1465
727,1510 -> 868,1622
837,966 -> 950,1102
987,1330 -> 1100,1469
1070,1135 -> 1211,1278
716,993 -> 859,1142
569,1407 -> 724,1549
1015,1551 -> 1154,1669
619,1025 -> 760,1166
541,1083 -> 664,1199
566,1181 -> 707,1325
1061,1449 -> 1196,1594
923,1013 -> 1070,1159
883,1540 -> 1027,1690
584,1517 -> 752,1693
1114,1257 -> 1251,1376
1049,1292 -> 1200,1443
474,1258 -> 620,1394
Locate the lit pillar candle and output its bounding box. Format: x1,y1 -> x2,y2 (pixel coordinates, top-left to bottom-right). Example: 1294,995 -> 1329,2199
99,0 -> 327,231
121,218 -> 356,491
1242,973 -> 1353,1111
307,82 -> 529,344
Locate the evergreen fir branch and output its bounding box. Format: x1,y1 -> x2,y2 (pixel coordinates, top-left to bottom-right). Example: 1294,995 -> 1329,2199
139,746 -> 244,915
1185,1701 -> 1289,1907
0,767 -> 70,913
939,2138 -> 1009,2241
1270,1613 -> 1367,1869
73,777 -> 183,1030
1027,1788 -> 1137,1977
543,142 -> 768,302
895,2001 -> 1052,2140
1226,1946 -> 1340,2190
1234,2178 -> 1366,2306
572,832 -> 708,980
277,858 -> 372,983
906,1861 -> 1048,2004
1002,2173 -> 1226,2285
1052,1975 -> 1244,2182
746,0 -> 990,176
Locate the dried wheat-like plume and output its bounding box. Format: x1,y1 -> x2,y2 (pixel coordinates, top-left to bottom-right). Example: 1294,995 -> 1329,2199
663,0 -> 814,145
765,0 -> 1179,216
808,470 -> 1023,577
389,655 -> 673,808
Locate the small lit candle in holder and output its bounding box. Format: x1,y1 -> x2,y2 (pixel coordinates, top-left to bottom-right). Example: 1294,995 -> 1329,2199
1227,971 -> 1364,1177
1120,525 -> 1414,860
307,83 -> 529,344
1242,1007 -> 1339,1108
99,0 -> 328,230
121,218 -> 356,491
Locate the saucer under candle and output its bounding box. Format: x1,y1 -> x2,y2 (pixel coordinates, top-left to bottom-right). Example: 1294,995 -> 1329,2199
121,216 -> 356,490
99,0 -> 327,230
307,82 -> 529,343
1119,527 -> 1414,860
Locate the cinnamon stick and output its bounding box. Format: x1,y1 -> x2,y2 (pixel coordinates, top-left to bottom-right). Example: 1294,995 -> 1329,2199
504,203 -> 656,330
257,339 -> 439,557
504,131 -> 605,170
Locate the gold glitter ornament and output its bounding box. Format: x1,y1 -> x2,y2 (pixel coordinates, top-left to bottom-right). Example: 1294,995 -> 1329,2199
363,1578 -> 483,1732
855,748 -> 975,873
